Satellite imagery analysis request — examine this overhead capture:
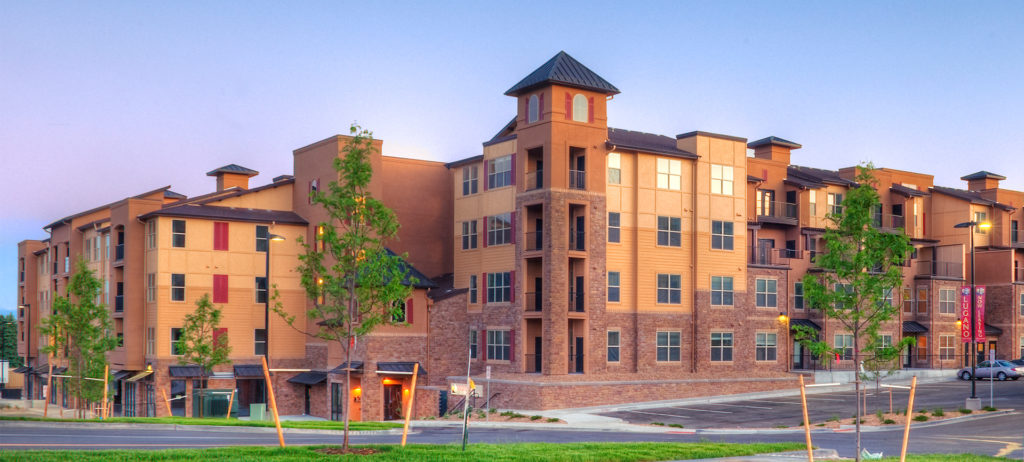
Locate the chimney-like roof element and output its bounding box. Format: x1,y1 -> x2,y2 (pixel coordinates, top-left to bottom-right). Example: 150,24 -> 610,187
505,51 -> 620,96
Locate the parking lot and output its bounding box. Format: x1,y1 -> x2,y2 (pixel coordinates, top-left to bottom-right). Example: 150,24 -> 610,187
598,378 -> 1023,428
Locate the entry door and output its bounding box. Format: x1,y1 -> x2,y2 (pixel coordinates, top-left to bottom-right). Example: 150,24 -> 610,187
534,219 -> 543,249
304,385 -> 311,415
534,278 -> 543,311
757,190 -> 775,216
383,384 -> 403,420
574,276 -> 584,311
170,380 -> 186,417
792,340 -> 804,369
534,337 -> 543,373
575,216 -> 585,249
330,383 -> 343,421
574,337 -> 584,373
988,341 -> 997,361
536,160 -> 543,188
757,239 -> 774,265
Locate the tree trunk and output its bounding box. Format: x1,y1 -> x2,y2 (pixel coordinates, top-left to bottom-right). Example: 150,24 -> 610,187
854,327 -> 861,462
342,277 -> 356,451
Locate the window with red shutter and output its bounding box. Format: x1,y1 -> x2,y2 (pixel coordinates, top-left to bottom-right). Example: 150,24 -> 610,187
406,298 -> 414,324
481,328 -> 487,361
510,154 -> 516,185
213,274 -> 228,303
565,92 -> 572,120
482,273 -> 487,305
509,270 -> 516,303
510,329 -> 516,362
538,92 -> 544,121
482,216 -> 488,247
510,212 -> 517,245
588,97 -> 595,123
213,222 -> 229,251
213,328 -> 227,350
483,160 -> 489,191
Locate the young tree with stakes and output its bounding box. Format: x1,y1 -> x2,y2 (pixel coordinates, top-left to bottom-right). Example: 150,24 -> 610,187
175,293 -> 232,417
793,165 -> 914,462
38,259 -> 117,418
275,124 -> 413,451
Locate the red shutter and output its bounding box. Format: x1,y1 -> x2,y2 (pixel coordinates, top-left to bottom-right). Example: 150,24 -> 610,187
588,97 -> 595,123
510,329 -> 516,362
510,212 -> 516,245
763,169 -> 768,181
477,218 -> 483,249
509,270 -> 516,303
213,222 -> 229,251
483,160 -> 489,191
510,153 -> 516,185
213,328 -> 227,350
482,216 -> 488,247
482,273 -> 487,305
308,181 -> 313,204
565,92 -> 572,120
406,298 -> 413,324
481,329 -> 487,361
213,274 -> 228,303
538,92 -> 544,121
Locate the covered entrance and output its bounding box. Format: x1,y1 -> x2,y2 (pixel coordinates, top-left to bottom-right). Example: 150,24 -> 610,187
902,321 -> 928,368
234,364 -> 268,417
329,361 -> 363,422
789,319 -> 820,370
287,370 -> 327,415
376,362 -> 426,421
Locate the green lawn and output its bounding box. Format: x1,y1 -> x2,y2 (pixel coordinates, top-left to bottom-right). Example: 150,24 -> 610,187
0,442 -> 805,461
0,416 -> 400,431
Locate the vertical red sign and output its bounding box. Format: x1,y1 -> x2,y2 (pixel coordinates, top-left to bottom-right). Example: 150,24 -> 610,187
975,286 -> 986,342
960,286 -> 971,343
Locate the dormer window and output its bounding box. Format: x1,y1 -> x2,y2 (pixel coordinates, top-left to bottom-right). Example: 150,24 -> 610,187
527,94 -> 540,123
572,94 -> 588,122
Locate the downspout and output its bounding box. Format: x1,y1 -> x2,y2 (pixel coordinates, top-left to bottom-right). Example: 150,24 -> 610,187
691,158 -> 699,373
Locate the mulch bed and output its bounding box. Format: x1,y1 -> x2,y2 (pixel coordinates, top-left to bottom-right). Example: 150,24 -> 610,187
315,447 -> 377,456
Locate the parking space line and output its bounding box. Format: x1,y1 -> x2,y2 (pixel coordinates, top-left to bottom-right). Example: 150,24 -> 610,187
746,400 -> 803,405
623,410 -> 690,419
803,397 -> 846,401
669,406 -> 732,414
706,403 -> 774,410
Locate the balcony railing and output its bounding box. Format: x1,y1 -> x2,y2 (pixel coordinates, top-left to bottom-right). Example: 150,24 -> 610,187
525,170 -> 543,191
1016,268 -> 1024,283
749,247 -> 800,266
568,290 -> 584,312
115,244 -> 125,261
569,229 -> 585,251
872,214 -> 907,232
525,231 -> 543,251
525,354 -> 542,373
19,271 -> 24,283
115,295 -> 124,312
914,260 -> 961,278
525,292 -> 542,312
569,353 -> 584,374
569,170 -> 586,190
755,201 -> 798,224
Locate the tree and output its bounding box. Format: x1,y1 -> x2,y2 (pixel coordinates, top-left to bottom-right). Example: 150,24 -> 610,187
275,124 -> 413,450
38,258 -> 117,418
0,313 -> 24,369
794,164 -> 914,462
175,293 -> 232,417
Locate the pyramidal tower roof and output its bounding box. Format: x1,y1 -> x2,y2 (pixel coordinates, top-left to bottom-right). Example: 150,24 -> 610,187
505,51 -> 620,96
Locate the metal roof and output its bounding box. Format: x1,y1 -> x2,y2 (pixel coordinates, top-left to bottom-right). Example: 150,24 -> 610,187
505,51 -> 619,96
139,204 -> 308,225
329,361 -> 364,374
206,164 -> 259,177
376,361 -> 427,376
985,324 -> 1002,336
287,371 -> 327,386
169,365 -> 205,377
748,136 -> 802,149
960,171 -> 1006,181
930,186 -> 1015,211
789,319 -> 821,330
890,184 -> 927,198
607,128 -> 698,159
233,364 -> 266,378
788,165 -> 857,187
903,321 -> 928,334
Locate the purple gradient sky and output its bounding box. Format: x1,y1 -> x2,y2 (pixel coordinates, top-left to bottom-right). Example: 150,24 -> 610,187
3,1 -> 1023,313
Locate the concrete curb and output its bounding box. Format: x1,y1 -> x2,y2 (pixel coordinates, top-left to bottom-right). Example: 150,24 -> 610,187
0,420 -> 408,436
685,448 -> 843,461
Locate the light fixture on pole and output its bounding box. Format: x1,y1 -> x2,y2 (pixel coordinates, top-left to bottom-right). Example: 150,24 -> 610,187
264,234 -> 286,364
953,220 -> 989,409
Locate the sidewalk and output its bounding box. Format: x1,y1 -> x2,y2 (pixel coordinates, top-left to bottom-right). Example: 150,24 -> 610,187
681,449 -> 844,461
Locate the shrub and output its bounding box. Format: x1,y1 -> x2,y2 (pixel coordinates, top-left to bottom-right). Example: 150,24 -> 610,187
489,408 -> 497,414
983,406 -> 997,412
958,408 -> 973,414
931,408 -> 944,417
668,423 -> 684,428
883,419 -> 896,424
913,415 -> 929,422
875,410 -> 884,421
774,425 -> 787,429
827,415 -> 840,422
816,423 -> 826,427
530,415 -> 543,421
546,418 -> 559,423
917,409 -> 927,414
651,422 -> 665,426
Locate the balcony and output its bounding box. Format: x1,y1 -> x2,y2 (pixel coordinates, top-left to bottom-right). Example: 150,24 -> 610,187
569,170 -> 586,190
569,229 -> 585,251
525,292 -> 542,312
19,271 -> 24,283
525,231 -> 543,252
569,353 -> 584,374
525,354 -> 542,373
1016,268 -> 1024,283
749,247 -> 800,267
568,290 -> 584,312
873,214 -> 908,233
115,244 -> 125,261
525,170 -> 543,191
755,201 -> 798,225
115,295 -> 124,312
914,260 -> 962,279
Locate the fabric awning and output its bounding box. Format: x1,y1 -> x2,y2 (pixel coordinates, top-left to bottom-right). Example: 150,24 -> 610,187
287,371 -> 327,386
903,321 -> 928,334
985,324 -> 1002,336
125,370 -> 153,382
169,365 -> 204,377
789,319 -> 821,331
329,361 -> 364,374
111,370 -> 134,381
233,364 -> 267,378
376,361 -> 427,376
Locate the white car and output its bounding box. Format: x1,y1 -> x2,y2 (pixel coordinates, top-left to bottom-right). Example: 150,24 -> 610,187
957,360 -> 1023,381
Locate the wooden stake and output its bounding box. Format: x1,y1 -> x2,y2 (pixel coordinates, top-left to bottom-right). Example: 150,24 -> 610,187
43,355 -> 53,419
799,375 -> 814,462
401,363 -> 419,446
261,355 -> 285,448
160,388 -> 172,417
899,376 -> 918,462
101,364 -> 109,420
226,389 -> 235,419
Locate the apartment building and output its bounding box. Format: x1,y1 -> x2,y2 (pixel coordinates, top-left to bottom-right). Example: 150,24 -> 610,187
16,51 -> 1024,416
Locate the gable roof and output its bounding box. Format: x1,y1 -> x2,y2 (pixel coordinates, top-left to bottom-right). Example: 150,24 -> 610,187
206,164 -> 258,177
386,248 -> 439,289
788,165 -> 857,188
607,128 -> 698,159
960,171 -> 1006,181
890,183 -> 927,198
505,51 -> 619,96
44,185 -> 172,231
747,136 -> 802,149
138,203 -> 308,225
930,185 -> 1015,211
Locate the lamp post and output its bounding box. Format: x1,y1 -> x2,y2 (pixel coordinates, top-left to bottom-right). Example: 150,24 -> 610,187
17,304 -> 30,399
954,220 -> 990,408
778,312 -> 789,372
264,234 -> 286,364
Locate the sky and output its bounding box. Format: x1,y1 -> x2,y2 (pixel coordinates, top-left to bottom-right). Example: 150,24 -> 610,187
2,1 -> 1023,313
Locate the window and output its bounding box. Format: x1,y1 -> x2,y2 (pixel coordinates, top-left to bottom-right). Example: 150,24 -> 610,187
835,334 -> 853,360
1012,220 -> 1019,243
461,220 -> 478,250
657,216 -> 681,247
146,221 -> 156,249
756,332 -> 777,361
84,237 -> 92,261
171,220 -> 186,248
469,330 -> 478,359
488,155 -> 512,189
487,213 -> 512,246
146,273 -> 156,302
607,331 -> 620,362
656,331 -> 680,362
916,287 -> 928,314
756,279 -> 777,308
710,164 -> 733,195
974,212 -> 987,234
827,193 -> 843,215
711,332 -> 733,361
462,166 -> 479,196
902,287 -> 913,314
656,158 -> 681,190
487,272 -> 511,303
213,274 -> 228,303
469,275 -> 478,304
170,328 -> 184,356
255,277 -> 268,304
145,327 -> 155,356
487,330 -> 510,361
1020,293 -> 1024,316
917,336 -> 928,361
527,95 -> 539,123
808,190 -> 817,215
213,222 -> 229,251
711,276 -> 734,306
94,237 -> 100,261
939,288 -> 956,314
711,221 -> 734,250
256,225 -> 269,252
572,94 -> 588,122
254,329 -> 267,356
881,288 -> 894,307
309,178 -> 319,204
657,274 -> 681,304
939,335 -> 955,360
608,212 -> 620,243
392,299 -> 408,323
170,274 -> 185,302
794,282 -> 804,310
105,234 -> 110,259
608,271 -> 620,302
607,153 -> 621,184
834,283 -> 853,309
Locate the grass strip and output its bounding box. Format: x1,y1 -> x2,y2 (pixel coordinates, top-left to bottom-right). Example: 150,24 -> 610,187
0,416 -> 399,431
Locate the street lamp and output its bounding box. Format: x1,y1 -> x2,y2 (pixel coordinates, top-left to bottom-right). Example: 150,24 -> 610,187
953,220 -> 990,408
264,234 -> 286,364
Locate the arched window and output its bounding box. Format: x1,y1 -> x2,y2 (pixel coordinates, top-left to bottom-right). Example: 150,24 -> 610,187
572,94 -> 588,122
527,95 -> 539,123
